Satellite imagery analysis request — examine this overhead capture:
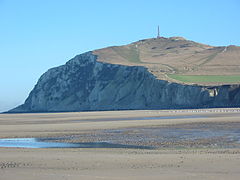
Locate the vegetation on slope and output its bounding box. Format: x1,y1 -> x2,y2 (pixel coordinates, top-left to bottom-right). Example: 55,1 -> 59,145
111,46 -> 141,63
168,74 -> 240,83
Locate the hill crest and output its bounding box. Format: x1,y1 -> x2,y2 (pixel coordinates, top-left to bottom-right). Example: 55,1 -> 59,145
93,37 -> 240,85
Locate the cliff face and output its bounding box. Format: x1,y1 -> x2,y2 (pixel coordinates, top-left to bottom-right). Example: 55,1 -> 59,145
10,52 -> 240,112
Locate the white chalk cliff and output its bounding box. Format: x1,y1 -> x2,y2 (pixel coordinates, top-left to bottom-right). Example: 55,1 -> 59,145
10,51 -> 240,112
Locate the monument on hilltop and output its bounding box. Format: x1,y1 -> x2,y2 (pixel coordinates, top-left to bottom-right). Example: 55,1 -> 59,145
157,26 -> 160,38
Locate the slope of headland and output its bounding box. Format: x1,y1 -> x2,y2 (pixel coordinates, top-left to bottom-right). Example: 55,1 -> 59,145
94,37 -> 240,85
9,37 -> 240,112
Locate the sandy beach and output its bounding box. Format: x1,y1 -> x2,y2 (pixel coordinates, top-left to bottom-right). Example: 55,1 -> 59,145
0,109 -> 240,179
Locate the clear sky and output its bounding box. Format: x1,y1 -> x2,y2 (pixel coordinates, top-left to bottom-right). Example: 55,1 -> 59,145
0,0 -> 240,112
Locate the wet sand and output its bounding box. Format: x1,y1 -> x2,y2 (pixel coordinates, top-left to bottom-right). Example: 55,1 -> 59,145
0,108 -> 240,179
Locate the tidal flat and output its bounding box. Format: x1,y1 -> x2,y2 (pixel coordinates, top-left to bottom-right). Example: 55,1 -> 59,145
0,109 -> 240,180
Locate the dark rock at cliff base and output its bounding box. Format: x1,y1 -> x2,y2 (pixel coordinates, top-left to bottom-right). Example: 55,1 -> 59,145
9,51 -> 240,113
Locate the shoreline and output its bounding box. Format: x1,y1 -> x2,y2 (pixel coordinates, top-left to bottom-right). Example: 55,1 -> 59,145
0,109 -> 240,179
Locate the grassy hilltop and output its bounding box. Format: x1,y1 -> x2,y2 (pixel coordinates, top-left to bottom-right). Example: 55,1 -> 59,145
93,37 -> 240,85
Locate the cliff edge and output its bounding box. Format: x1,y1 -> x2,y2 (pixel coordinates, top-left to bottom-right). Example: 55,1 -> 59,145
10,51 -> 240,112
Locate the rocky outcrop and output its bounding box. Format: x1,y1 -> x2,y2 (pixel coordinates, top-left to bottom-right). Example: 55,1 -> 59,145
10,52 -> 240,112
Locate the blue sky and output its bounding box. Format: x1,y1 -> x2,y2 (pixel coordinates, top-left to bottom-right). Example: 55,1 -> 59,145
0,0 -> 240,112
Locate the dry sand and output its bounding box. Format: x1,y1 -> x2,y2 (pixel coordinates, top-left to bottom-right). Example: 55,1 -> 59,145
0,108 -> 240,179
